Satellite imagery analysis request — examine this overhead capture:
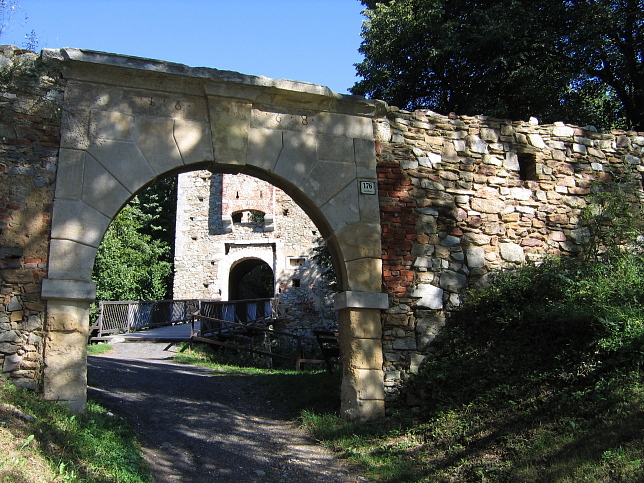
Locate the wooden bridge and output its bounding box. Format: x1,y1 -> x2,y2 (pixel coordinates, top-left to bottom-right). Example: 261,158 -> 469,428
90,298 -> 339,371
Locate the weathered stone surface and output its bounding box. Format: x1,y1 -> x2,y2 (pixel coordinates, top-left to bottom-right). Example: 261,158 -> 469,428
465,247 -> 485,268
51,199 -> 111,247
411,284 -> 444,310
0,331 -> 18,343
44,301 -> 91,333
345,258 -> 383,292
6,297 -> 22,311
439,270 -> 468,292
46,240 -> 97,282
392,335 -> 417,350
499,243 -> 525,263
3,353 -> 22,372
341,337 -> 384,369
0,269 -> 38,284
471,197 -> 506,213
42,330 -> 88,406
0,342 -> 20,354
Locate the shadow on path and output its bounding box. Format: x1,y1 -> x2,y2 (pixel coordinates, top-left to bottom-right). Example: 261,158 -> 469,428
88,342 -> 359,483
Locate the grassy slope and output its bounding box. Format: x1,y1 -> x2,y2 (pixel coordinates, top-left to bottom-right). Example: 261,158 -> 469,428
302,257 -> 644,482
0,368 -> 152,483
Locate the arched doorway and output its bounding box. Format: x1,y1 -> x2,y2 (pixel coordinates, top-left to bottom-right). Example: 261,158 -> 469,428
229,258 -> 274,300
40,48 -> 388,420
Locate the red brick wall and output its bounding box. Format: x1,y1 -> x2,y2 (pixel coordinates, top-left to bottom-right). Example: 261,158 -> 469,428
378,150 -> 417,298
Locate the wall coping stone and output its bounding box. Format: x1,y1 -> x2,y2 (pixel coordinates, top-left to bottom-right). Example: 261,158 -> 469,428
42,48 -> 387,117
334,291 -> 389,310
41,279 -> 97,301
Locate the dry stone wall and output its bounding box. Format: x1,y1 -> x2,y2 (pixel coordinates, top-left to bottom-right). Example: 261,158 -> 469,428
377,107 -> 644,406
0,46 -> 63,389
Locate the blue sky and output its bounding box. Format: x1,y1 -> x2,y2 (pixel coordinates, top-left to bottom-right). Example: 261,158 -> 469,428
1,0 -> 366,94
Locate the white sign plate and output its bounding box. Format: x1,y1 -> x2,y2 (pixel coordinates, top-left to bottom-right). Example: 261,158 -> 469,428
359,180 -> 377,195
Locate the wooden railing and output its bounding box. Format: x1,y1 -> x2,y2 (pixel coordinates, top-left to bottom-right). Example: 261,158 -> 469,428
190,298 -> 336,370
199,298 -> 276,324
90,297 -> 340,371
191,312 -> 329,371
91,299 -> 198,339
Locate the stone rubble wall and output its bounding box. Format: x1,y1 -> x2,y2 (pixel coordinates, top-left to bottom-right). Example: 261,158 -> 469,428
377,107 -> 644,406
0,46 -> 63,389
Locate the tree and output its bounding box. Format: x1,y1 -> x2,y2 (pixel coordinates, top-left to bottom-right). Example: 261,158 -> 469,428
0,1 -> 38,50
92,177 -> 177,301
352,0 -> 644,130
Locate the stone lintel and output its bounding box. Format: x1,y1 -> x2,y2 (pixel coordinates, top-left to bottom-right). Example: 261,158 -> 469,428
45,48 -> 384,118
41,278 -> 96,301
334,291 -> 389,311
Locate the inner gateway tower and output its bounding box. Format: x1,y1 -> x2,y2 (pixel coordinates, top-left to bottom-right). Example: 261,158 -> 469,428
173,171 -> 335,328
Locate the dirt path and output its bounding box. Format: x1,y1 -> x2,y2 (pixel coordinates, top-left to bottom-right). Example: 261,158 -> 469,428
88,341 -> 367,483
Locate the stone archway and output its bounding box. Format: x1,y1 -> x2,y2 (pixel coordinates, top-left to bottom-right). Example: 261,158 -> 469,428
228,257 -> 274,301
41,48 -> 388,420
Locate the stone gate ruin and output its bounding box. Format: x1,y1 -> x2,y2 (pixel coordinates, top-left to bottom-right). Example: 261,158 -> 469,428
1,46 -> 643,420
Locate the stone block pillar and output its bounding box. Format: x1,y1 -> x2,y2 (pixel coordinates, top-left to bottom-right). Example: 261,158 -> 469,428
335,291 -> 388,421
41,279 -> 96,413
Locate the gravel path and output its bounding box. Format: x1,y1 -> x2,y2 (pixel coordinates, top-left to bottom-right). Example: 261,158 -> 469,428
88,341 -> 366,483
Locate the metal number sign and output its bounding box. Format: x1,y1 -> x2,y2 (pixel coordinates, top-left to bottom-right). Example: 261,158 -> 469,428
359,180 -> 377,195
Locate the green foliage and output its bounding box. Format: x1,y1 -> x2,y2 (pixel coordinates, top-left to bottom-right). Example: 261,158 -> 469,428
93,205 -> 172,302
580,166 -> 644,262
93,177 -> 176,301
0,379 -> 153,482
353,0 -> 644,130
311,237 -> 337,292
86,343 -> 113,356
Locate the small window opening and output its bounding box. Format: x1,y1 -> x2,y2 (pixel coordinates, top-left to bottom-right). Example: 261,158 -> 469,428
292,278 -> 301,287
231,210 -> 265,224
283,209 -> 289,216
289,257 -> 306,268
249,210 -> 265,223
518,154 -> 537,181
236,191 -> 239,199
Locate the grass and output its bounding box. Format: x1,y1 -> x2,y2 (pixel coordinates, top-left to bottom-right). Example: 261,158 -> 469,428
175,303 -> 644,482
0,379 -> 152,483
86,343 -> 113,356
300,255 -> 644,482
174,342 -> 341,415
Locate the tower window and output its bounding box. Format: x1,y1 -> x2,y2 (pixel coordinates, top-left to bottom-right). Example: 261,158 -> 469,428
288,256 -> 307,269
518,154 -> 537,181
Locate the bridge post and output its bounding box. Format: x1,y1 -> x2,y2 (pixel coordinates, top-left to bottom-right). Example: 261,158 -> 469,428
41,279 -> 96,413
335,291 -> 388,421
